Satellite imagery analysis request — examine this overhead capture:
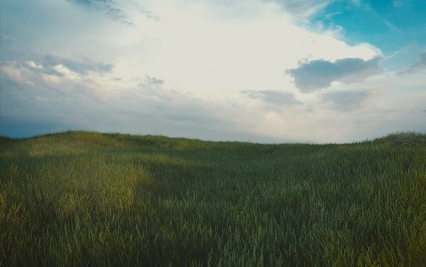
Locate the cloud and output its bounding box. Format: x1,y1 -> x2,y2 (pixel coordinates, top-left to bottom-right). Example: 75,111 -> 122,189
267,0 -> 331,21
42,74 -> 61,85
2,34 -> 17,42
1,56 -> 116,104
66,0 -> 160,26
145,76 -> 164,85
26,61 -> 43,69
164,113 -> 221,125
397,52 -> 426,76
0,53 -> 115,104
54,64 -> 81,80
44,53 -> 114,76
133,2 -> 160,21
393,0 -> 402,7
66,0 -> 134,26
321,90 -> 381,112
1,62 -> 34,86
285,57 -> 382,93
240,90 -> 303,105
382,19 -> 402,34
351,0 -> 361,6
423,110 -> 426,113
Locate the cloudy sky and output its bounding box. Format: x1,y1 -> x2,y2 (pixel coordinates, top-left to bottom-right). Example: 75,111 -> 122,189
1,0 -> 425,143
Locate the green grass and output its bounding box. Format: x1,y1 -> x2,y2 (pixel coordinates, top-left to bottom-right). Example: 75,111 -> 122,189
1,130 -> 425,266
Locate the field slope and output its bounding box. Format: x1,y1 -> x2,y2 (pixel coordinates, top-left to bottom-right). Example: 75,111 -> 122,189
1,131 -> 426,266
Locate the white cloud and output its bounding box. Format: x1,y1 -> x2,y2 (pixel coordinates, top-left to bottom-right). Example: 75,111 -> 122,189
26,61 -> 43,69
107,0 -> 381,99
53,64 -> 81,80
42,74 -> 61,85
1,63 -> 34,86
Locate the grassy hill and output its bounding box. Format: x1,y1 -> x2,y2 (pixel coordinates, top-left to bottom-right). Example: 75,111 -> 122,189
1,131 -> 425,266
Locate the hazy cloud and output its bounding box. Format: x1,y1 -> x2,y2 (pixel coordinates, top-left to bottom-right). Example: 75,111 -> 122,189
397,52 -> 426,76
133,2 -> 160,21
66,0 -> 159,25
267,0 -> 331,20
67,0 -> 134,26
285,57 -> 382,93
44,53 -> 114,76
131,76 -> 164,86
165,114 -> 221,125
321,90 -> 372,112
1,61 -> 35,86
2,34 -> 17,42
147,76 -> 164,85
393,0 -> 402,8
240,90 -> 303,105
351,0 -> 361,6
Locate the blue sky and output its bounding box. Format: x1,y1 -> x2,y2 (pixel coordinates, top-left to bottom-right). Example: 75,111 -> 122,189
1,0 -> 425,143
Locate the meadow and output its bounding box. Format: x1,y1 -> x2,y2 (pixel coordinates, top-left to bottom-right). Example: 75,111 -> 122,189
0,130 -> 425,266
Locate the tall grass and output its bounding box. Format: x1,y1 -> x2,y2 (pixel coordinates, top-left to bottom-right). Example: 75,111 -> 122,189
1,130 -> 425,266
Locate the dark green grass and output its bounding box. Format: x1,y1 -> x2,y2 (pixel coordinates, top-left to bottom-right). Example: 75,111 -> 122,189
1,130 -> 425,266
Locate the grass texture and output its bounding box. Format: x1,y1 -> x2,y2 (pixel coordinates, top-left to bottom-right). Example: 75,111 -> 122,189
0,131 -> 425,266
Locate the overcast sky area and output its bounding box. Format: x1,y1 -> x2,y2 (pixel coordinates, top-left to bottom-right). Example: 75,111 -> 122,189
1,0 -> 425,143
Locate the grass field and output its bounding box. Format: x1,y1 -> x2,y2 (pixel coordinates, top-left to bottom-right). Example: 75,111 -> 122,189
1,130 -> 425,266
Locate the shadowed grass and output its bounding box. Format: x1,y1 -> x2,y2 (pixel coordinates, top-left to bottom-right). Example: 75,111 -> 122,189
0,131 -> 425,266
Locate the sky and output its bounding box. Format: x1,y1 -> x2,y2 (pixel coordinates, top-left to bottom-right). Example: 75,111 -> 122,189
1,0 -> 425,143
